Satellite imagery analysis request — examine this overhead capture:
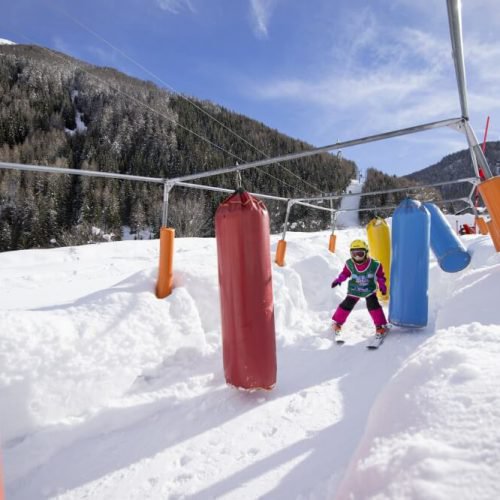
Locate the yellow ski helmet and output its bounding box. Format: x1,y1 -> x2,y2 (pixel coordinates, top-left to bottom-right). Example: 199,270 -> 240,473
350,239 -> 369,252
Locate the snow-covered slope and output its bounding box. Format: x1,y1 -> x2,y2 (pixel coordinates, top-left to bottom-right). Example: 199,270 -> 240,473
1,222 -> 499,499
335,179 -> 362,228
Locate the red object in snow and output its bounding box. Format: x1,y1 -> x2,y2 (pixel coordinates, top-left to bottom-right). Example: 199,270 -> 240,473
215,190 -> 277,390
460,223 -> 476,235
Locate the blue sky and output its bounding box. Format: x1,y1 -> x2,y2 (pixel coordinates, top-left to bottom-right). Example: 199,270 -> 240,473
1,0 -> 499,177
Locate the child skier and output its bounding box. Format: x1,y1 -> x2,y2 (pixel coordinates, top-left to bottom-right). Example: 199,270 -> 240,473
331,239 -> 388,337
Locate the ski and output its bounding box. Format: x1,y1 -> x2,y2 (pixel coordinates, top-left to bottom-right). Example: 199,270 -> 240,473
366,332 -> 387,349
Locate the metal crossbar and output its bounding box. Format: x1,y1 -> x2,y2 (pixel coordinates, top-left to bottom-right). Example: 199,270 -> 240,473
0,161 -> 481,227
0,161 -> 165,184
298,177 -> 478,204
168,117 -> 463,184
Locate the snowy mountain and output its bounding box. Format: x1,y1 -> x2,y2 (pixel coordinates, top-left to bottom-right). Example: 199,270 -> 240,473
0,42 -> 356,250
1,212 -> 499,499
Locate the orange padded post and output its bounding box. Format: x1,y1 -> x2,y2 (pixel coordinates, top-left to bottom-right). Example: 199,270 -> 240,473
155,227 -> 175,298
275,239 -> 287,266
487,220 -> 500,252
328,233 -> 337,253
475,216 -> 489,235
478,176 -> 500,252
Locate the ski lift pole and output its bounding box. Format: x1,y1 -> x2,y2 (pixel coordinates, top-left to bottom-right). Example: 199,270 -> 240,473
474,117 -> 490,234
463,121 -> 493,179
275,200 -> 294,266
447,0 -> 493,180
329,200 -> 338,253
161,181 -> 174,227
156,181 -> 176,298
482,116 -> 490,153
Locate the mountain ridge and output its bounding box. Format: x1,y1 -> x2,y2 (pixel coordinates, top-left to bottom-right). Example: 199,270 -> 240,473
0,43 -> 356,250
0,42 -> 495,250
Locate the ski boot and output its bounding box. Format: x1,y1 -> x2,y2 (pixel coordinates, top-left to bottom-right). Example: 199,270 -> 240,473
375,325 -> 387,340
332,322 -> 342,336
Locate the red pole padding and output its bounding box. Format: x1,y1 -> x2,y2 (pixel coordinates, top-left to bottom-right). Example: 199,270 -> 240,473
215,190 -> 277,390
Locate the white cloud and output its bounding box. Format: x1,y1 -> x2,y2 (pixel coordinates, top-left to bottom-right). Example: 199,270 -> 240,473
155,0 -> 195,14
236,0 -> 498,172
249,0 -> 278,39
249,26 -> 457,132
243,0 -> 485,140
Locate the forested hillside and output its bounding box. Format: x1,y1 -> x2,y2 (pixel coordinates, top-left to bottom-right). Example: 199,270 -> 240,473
0,44 -> 357,251
359,141 -> 500,222
358,168 -> 442,224
405,142 -> 500,200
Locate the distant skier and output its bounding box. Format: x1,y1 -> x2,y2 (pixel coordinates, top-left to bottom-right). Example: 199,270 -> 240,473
331,239 -> 388,337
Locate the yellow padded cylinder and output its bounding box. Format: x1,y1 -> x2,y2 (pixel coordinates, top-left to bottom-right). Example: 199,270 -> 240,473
366,217 -> 391,300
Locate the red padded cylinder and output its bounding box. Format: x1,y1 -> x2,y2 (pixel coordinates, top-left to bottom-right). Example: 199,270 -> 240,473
215,190 -> 277,390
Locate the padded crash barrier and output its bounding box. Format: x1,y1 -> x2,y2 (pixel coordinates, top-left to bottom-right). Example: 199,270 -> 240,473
477,176 -> 500,252
328,233 -> 337,253
366,217 -> 391,300
275,239 -> 287,266
215,190 -> 277,390
155,227 -> 175,298
389,199 -> 430,328
475,216 -> 489,235
424,202 -> 471,272
487,220 -> 500,252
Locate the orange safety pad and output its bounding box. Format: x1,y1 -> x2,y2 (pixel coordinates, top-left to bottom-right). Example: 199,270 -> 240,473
275,239 -> 287,266
155,227 -> 175,298
328,233 -> 337,253
478,177 -> 500,252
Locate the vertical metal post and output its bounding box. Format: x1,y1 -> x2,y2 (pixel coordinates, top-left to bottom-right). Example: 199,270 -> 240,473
447,0 -> 493,180
447,0 -> 469,119
281,200 -> 294,240
466,180 -> 477,211
161,181 -> 173,227
330,200 -> 337,234
463,121 -> 493,179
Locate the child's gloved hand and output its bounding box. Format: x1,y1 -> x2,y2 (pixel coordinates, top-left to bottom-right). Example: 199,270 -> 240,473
331,280 -> 340,288
380,285 -> 387,295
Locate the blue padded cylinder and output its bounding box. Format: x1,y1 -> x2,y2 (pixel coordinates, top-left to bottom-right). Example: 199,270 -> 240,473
389,199 -> 430,328
423,202 -> 471,272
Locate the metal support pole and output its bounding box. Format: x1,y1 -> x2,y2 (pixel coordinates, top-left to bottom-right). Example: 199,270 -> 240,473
330,200 -> 337,234
447,0 -> 469,119
463,120 -> 493,179
466,181 -> 478,208
446,0 -> 493,180
281,200 -> 294,240
161,182 -> 174,227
